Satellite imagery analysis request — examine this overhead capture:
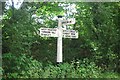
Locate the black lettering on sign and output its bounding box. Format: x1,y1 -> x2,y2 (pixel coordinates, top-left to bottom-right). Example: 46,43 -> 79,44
71,33 -> 75,35
42,31 -> 50,33
41,28 -> 46,30
52,32 -> 55,34
63,32 -> 68,34
72,36 -> 76,38
53,29 -> 56,31
70,30 -> 75,33
66,35 -> 71,37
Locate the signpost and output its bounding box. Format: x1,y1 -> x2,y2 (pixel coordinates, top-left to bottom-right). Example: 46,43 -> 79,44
39,16 -> 78,63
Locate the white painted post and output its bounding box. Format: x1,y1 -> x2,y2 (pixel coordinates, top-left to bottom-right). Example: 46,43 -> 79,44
57,17 -> 63,63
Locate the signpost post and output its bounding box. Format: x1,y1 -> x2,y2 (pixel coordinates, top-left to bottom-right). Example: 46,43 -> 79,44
39,16 -> 78,63
57,16 -> 63,63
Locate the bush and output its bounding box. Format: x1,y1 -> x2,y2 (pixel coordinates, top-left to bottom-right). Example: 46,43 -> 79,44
3,53 -> 43,78
71,58 -> 102,78
100,72 -> 120,78
3,53 -> 102,78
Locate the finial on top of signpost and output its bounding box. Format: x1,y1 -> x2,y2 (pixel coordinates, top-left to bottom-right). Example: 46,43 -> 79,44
57,15 -> 63,18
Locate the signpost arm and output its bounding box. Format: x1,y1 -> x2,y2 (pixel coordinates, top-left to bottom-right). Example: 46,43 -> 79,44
57,16 -> 63,63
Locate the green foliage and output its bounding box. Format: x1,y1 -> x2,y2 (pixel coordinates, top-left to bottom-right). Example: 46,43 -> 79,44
3,53 -> 102,78
101,72 -> 120,78
3,53 -> 43,78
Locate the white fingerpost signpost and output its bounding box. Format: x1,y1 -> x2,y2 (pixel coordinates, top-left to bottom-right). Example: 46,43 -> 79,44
39,16 -> 78,64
